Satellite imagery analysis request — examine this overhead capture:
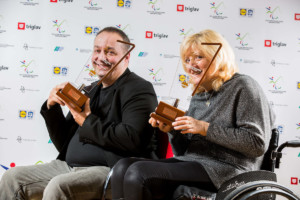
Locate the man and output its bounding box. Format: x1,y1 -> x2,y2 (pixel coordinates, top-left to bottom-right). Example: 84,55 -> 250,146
0,27 -> 158,199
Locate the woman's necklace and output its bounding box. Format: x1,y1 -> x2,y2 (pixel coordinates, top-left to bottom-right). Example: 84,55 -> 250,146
204,91 -> 214,107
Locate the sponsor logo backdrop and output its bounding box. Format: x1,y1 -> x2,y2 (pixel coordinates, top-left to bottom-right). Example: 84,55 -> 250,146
0,0 -> 300,196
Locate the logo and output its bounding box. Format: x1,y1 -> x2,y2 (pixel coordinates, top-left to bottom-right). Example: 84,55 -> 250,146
235,33 -> 253,50
20,85 -> 40,93
0,163 -> 16,170
117,0 -> 131,8
149,68 -> 162,82
19,110 -> 34,119
265,40 -> 272,47
0,65 -> 9,71
266,6 -> 279,19
18,22 -> 25,30
265,6 -> 283,24
179,28 -> 194,37
270,59 -> 289,67
145,31 -> 168,39
84,64 -> 96,77
16,136 -> 37,143
138,52 -> 148,57
264,40 -> 286,47
85,26 -> 100,35
297,123 -> 300,130
240,8 -> 254,17
17,22 -> 41,30
53,66 -> 68,76
179,74 -> 189,88
209,2 -> 227,19
210,2 -> 224,15
295,13 -> 300,20
20,60 -> 34,74
145,31 -> 153,38
52,20 -> 70,37
269,76 -> 282,90
54,46 -> 64,51
277,125 -> 284,134
48,139 -> 53,143
176,4 -> 199,13
53,20 -> 66,33
84,0 -> 102,10
147,0 -> 165,15
50,0 -> 73,3
177,4 -> 184,12
297,82 -> 300,90
236,33 -> 248,46
20,0 -> 39,6
291,177 -> 298,185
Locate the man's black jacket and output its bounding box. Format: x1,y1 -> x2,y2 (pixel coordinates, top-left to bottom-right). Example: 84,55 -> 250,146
40,69 -> 158,167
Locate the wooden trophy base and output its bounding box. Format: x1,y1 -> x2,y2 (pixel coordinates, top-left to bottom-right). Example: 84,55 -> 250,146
150,101 -> 185,126
56,82 -> 88,112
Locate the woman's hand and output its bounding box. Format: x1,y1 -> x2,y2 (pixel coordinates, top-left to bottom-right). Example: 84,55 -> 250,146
149,115 -> 172,133
172,116 -> 209,136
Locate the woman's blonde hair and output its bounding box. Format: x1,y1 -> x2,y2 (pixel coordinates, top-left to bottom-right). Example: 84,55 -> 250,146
180,29 -> 238,93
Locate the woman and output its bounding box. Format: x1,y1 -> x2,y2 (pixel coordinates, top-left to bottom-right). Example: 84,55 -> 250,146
110,29 -> 275,200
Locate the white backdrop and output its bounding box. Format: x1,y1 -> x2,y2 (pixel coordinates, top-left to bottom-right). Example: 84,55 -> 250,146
0,0 -> 300,196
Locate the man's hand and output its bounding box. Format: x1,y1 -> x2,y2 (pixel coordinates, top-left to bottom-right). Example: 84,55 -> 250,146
65,98 -> 91,127
172,116 -> 209,136
47,82 -> 68,109
149,115 -> 172,133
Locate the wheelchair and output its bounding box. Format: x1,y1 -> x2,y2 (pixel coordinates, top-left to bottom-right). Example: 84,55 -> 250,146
102,128 -> 300,200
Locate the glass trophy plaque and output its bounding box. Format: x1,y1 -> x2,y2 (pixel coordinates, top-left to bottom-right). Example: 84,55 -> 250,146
56,40 -> 135,112
150,43 -> 222,126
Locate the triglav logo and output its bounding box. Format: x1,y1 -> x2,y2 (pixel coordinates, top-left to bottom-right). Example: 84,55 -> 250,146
145,31 -> 168,39
117,0 -> 131,9
265,6 -> 283,24
209,2 -> 227,19
291,177 -> 299,185
147,0 -> 165,15
17,22 -> 41,30
50,0 -> 73,3
19,110 -> 34,119
264,40 -> 286,48
85,26 -> 100,35
235,33 -> 253,51
295,13 -> 300,21
240,8 -> 254,17
176,4 -> 199,13
53,66 -> 68,76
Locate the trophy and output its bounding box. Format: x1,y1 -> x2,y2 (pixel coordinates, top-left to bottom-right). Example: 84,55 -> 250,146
56,40 -> 135,112
150,43 -> 222,126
